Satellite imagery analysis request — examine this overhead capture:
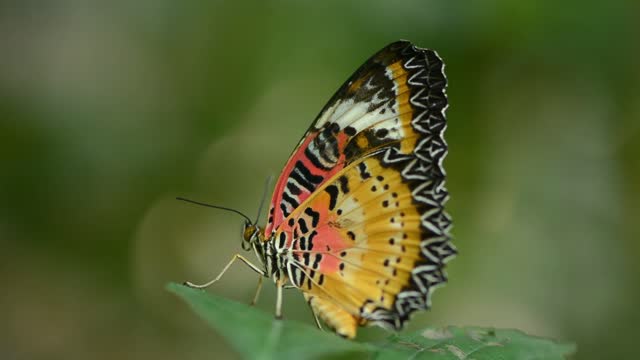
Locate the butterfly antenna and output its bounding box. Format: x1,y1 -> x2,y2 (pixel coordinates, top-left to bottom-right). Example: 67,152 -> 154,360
176,197 -> 252,224
254,174 -> 274,225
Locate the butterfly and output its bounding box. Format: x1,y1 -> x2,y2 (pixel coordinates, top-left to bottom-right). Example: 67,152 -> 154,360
184,40 -> 456,339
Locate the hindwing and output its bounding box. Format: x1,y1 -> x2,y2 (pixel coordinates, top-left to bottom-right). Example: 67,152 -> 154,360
273,151 -> 454,334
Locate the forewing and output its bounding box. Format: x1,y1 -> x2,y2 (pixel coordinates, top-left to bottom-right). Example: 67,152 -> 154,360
265,40 -> 447,234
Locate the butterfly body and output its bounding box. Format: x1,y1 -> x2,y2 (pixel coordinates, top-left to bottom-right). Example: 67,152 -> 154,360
195,40 -> 455,339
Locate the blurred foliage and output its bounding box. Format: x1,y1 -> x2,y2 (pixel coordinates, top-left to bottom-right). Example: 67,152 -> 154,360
1,1 -> 638,359
168,283 -> 576,359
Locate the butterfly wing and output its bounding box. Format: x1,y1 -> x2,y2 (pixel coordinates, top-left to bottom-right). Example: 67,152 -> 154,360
275,154 -> 454,335
264,40 -> 447,235
269,41 -> 454,336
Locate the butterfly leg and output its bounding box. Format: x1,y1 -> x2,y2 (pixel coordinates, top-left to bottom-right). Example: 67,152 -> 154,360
302,293 -> 325,331
308,302 -> 324,331
282,285 -> 322,328
249,275 -> 264,306
274,279 -> 284,320
184,254 -> 264,289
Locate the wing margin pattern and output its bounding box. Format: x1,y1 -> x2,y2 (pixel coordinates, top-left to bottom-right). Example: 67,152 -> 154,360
270,41 -> 456,332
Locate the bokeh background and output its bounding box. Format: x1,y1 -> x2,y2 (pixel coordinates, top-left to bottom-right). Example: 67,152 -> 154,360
2,1 -> 638,359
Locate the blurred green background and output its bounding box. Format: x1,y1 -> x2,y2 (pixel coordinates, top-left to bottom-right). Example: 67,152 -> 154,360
1,1 -> 638,359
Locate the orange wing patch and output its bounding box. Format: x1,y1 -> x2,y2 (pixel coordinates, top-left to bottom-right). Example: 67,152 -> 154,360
386,60 -> 417,154
279,153 -> 452,336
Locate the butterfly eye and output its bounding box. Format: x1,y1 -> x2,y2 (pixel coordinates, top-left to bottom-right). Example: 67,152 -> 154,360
241,222 -> 256,251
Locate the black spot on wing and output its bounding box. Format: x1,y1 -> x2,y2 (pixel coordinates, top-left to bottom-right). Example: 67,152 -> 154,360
291,161 -> 324,193
338,175 -> 350,194
304,147 -> 331,170
298,218 -> 309,234
358,162 -> 372,180
375,128 -> 389,138
281,191 -> 299,211
313,254 -> 322,269
286,182 -> 302,196
324,185 -> 339,211
308,230 -> 317,250
307,270 -> 315,290
304,207 -> 320,227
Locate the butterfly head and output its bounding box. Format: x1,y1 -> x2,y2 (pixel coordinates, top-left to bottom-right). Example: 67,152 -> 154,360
241,221 -> 263,251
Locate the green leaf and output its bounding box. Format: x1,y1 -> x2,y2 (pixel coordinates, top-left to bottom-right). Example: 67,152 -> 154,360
167,283 -> 576,360
377,327 -> 576,360
166,283 -> 372,359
